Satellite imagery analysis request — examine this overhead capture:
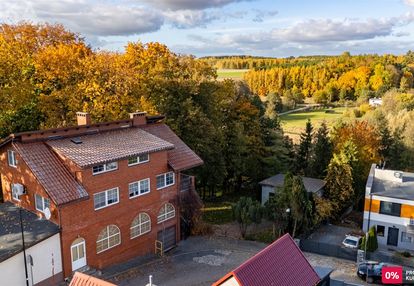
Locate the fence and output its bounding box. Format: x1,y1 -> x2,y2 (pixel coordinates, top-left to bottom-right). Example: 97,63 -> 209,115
367,251 -> 413,268
300,239 -> 358,261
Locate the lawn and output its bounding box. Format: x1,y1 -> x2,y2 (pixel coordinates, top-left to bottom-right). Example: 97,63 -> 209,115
201,201 -> 233,225
280,107 -> 348,141
216,69 -> 249,80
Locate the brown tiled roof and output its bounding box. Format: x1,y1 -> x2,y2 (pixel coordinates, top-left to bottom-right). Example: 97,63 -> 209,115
47,128 -> 174,168
70,272 -> 116,286
142,124 -> 203,171
14,142 -> 88,205
213,234 -> 320,286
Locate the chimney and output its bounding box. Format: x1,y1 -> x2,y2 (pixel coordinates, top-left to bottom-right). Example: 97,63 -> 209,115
76,112 -> 91,126
130,111 -> 147,126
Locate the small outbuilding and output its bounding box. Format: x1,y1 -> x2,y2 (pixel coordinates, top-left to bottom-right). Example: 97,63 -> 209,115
0,202 -> 62,286
212,234 -> 323,286
260,174 -> 326,205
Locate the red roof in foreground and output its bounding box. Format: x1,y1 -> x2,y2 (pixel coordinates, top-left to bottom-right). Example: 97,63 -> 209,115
213,234 -> 320,286
69,272 -> 116,286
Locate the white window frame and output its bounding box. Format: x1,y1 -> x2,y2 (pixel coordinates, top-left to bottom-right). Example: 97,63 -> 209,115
96,225 -> 121,254
92,161 -> 118,175
401,232 -> 413,243
157,203 -> 176,224
156,172 -> 175,190
35,194 -> 50,213
8,150 -> 17,168
130,213 -> 151,239
128,153 -> 150,166
93,187 -> 119,210
11,183 -> 22,201
129,178 -> 150,199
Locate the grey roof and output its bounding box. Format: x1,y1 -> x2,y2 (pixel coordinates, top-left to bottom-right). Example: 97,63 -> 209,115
47,128 -> 174,168
0,202 -> 60,262
371,168 -> 414,200
14,142 -> 88,205
313,266 -> 334,280
259,174 -> 325,193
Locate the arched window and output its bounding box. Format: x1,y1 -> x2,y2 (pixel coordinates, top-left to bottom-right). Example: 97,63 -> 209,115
130,213 -> 151,239
157,203 -> 175,224
96,225 -> 121,253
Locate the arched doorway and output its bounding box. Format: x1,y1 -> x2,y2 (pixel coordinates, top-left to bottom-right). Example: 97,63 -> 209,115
71,237 -> 86,271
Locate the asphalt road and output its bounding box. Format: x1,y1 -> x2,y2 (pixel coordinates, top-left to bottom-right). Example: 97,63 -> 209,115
112,236 -> 366,286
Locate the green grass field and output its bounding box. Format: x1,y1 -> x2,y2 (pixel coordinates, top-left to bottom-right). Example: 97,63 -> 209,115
216,69 -> 248,80
280,107 -> 348,141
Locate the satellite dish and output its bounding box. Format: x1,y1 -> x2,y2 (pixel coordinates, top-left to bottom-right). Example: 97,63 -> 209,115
43,207 -> 51,220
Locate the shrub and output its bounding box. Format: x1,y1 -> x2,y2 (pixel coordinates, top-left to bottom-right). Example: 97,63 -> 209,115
360,226 -> 378,252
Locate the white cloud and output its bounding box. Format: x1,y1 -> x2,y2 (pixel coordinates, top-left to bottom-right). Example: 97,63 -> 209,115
182,15 -> 414,56
140,0 -> 250,10
273,18 -> 397,43
0,0 -> 164,36
163,10 -> 219,28
404,0 -> 414,6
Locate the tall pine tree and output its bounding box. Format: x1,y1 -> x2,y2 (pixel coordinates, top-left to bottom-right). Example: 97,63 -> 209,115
310,121 -> 333,178
294,119 -> 313,175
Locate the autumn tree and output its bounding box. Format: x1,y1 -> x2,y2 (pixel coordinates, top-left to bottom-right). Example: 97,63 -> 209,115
324,146 -> 354,218
332,121 -> 380,207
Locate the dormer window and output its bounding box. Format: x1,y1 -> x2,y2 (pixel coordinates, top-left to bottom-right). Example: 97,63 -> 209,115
8,150 -> 17,167
128,153 -> 149,166
92,161 -> 118,175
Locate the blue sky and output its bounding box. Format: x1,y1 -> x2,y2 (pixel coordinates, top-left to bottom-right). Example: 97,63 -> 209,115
1,0 -> 414,57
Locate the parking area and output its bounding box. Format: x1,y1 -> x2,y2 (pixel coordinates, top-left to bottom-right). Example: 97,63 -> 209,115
108,236 -> 366,286
307,224 -> 362,245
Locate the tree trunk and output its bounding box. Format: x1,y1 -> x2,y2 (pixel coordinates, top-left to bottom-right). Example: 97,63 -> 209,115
292,219 -> 297,238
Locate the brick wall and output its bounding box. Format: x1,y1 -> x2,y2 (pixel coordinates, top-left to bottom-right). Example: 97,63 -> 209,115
1,142 -> 183,278
59,150 -> 181,277
0,145 -> 59,224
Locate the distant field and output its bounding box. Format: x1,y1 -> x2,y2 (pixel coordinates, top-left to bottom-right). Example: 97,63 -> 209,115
216,69 -> 249,80
280,107 -> 348,142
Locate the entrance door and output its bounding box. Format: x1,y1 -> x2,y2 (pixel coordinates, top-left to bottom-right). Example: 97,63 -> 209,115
157,225 -> 177,252
387,227 -> 399,246
71,238 -> 87,271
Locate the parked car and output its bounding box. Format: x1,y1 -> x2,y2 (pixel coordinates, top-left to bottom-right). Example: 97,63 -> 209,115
342,234 -> 362,249
357,261 -> 381,283
357,261 -> 407,284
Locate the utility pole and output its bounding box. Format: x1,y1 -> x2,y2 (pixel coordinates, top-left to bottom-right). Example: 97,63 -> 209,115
19,207 -> 30,286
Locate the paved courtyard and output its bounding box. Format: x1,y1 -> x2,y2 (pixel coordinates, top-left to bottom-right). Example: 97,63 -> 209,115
106,236 -> 367,286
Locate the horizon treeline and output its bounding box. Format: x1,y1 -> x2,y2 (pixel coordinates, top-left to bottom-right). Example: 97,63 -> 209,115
202,53 -> 414,101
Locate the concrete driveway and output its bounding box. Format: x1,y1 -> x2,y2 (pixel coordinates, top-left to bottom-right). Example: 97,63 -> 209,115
109,236 -> 366,286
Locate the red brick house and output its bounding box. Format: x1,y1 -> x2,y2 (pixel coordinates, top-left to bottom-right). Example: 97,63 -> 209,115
0,112 -> 203,279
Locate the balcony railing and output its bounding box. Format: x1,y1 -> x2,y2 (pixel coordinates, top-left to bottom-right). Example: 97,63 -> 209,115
180,174 -> 193,193
179,174 -> 202,209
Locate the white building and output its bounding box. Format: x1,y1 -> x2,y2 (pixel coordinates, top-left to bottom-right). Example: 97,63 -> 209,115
0,202 -> 62,286
363,164 -> 414,250
368,98 -> 383,107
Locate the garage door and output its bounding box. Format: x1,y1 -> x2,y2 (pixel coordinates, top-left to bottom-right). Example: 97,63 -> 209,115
157,225 -> 176,252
